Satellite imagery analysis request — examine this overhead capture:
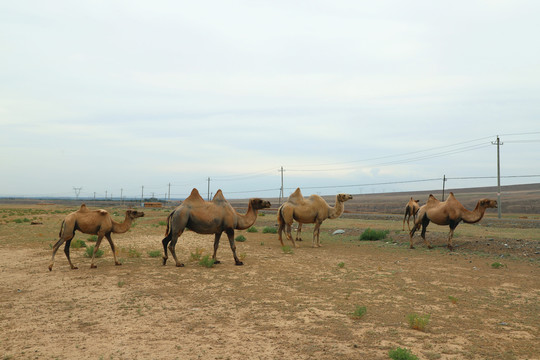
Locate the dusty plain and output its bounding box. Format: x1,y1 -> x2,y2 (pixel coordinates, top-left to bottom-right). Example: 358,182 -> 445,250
0,196 -> 539,359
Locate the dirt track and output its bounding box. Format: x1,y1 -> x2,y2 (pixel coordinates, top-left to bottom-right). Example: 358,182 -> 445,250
1,223 -> 539,359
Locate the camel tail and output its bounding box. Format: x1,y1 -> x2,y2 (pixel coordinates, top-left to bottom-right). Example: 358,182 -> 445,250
58,220 -> 66,238
277,204 -> 285,226
164,211 -> 174,237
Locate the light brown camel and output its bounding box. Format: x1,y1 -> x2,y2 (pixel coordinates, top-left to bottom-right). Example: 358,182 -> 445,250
409,192 -> 497,250
161,188 -> 271,267
277,188 -> 353,248
402,197 -> 420,231
49,204 -> 145,271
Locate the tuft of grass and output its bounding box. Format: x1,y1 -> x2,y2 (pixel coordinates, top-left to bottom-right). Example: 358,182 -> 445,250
87,235 -> 98,242
262,226 -> 277,234
448,296 -> 459,304
338,262 -> 345,268
235,235 -> 247,242
71,239 -> 87,249
281,245 -> 294,254
126,247 -> 141,258
117,281 -> 125,287
148,250 -> 162,258
190,248 -> 204,261
388,347 -> 419,360
407,313 -> 430,331
351,305 -> 367,319
359,228 -> 390,241
84,245 -> 104,258
491,262 -> 506,269
158,221 -> 167,226
199,255 -> 215,268
247,226 -> 258,233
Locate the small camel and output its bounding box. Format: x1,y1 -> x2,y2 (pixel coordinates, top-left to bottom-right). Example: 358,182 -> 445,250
162,188 -> 271,267
49,204 -> 145,271
402,197 -> 420,231
277,188 -> 353,248
409,192 -> 497,250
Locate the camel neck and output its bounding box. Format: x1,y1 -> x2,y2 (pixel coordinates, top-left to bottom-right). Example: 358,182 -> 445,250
328,196 -> 345,219
462,203 -> 486,224
236,202 -> 258,230
112,214 -> 133,233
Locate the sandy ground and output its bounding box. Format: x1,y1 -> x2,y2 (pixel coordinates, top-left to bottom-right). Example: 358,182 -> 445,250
1,218 -> 539,360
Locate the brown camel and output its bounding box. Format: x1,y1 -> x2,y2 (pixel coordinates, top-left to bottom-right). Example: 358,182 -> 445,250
49,204 -> 145,271
161,188 -> 271,267
409,192 -> 497,250
277,188 -> 353,248
402,197 -> 420,231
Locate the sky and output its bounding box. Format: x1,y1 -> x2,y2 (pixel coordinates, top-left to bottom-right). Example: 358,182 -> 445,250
1,0 -> 539,200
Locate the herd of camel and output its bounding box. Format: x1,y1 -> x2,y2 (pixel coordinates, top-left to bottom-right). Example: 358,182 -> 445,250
48,188 -> 497,271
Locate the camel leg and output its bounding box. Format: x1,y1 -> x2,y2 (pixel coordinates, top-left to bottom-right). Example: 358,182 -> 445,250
105,234 -> 121,266
447,223 -> 458,250
226,229 -> 243,266
162,232 -> 172,265
420,218 -> 432,249
313,221 -> 322,247
212,232 -> 222,264
168,231 -> 185,267
285,223 -> 298,248
403,210 -> 408,231
277,220 -> 285,247
49,237 -> 67,271
63,239 -> 79,270
296,223 -> 303,242
409,222 -> 418,249
90,235 -> 104,269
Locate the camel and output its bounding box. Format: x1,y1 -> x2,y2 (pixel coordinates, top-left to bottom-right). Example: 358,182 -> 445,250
277,188 -> 353,248
161,188 -> 271,267
402,197 -> 420,231
49,204 -> 145,271
409,192 -> 497,250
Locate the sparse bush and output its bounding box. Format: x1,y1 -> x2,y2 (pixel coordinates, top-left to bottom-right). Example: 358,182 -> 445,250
190,248 -> 204,261
158,221 -> 167,226
262,226 -> 277,234
117,281 -> 125,287
338,262 -> 345,268
281,245 -> 293,254
199,255 -> 215,268
87,235 -> 98,242
126,247 -> 141,258
84,245 -> 104,258
448,296 -> 458,304
235,235 -> 247,242
359,228 -> 389,241
491,262 -> 506,269
407,313 -> 430,331
71,239 -> 87,249
388,347 -> 419,360
247,226 -> 258,233
351,305 -> 367,319
148,250 -> 161,258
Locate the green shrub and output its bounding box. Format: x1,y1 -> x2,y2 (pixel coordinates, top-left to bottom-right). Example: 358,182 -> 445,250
190,248 -> 204,261
199,255 -> 215,268
84,245 -> 104,258
262,226 -> 277,234
407,313 -> 430,331
338,262 -> 345,268
388,347 -> 419,360
87,235 -> 98,242
491,262 -> 506,269
448,296 -> 459,304
126,247 -> 141,258
71,239 -> 87,249
359,228 -> 389,241
351,305 -> 367,319
281,245 -> 293,254
247,226 -> 258,233
235,235 -> 247,242
148,250 -> 162,258
158,221 -> 167,226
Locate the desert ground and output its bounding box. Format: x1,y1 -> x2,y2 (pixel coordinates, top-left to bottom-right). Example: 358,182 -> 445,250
0,200 -> 539,360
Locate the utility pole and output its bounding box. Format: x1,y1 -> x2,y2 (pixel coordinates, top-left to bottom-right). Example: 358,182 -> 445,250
73,187 -> 82,200
105,190 -> 107,200
442,175 -> 447,201
207,177 -> 211,200
141,186 -> 144,204
279,166 -> 284,205
93,192 -> 96,201
491,135 -> 503,219
120,188 -> 123,204
168,183 -> 171,202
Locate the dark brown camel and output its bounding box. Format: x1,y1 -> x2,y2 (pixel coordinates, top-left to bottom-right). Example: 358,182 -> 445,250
162,188 -> 271,267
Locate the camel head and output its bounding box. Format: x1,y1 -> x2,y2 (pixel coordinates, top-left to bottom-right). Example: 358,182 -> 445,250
337,194 -> 353,202
249,198 -> 272,210
478,199 -> 497,209
126,209 -> 145,219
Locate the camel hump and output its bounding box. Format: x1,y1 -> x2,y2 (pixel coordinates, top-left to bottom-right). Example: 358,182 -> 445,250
98,209 -> 108,215
185,188 -> 205,203
287,188 -> 304,204
212,189 -> 227,203
79,204 -> 89,212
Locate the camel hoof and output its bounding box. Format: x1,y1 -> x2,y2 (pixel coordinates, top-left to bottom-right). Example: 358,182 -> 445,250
409,245 -> 415,249
115,262 -> 122,266
162,257 -> 167,266
48,266 -> 53,271
428,246 -> 433,250
214,260 -> 221,264
175,263 -> 185,267
90,265 -> 97,269
72,266 -> 78,270
235,261 -> 244,266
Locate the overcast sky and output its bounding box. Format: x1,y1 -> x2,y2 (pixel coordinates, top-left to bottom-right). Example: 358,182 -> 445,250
1,0 -> 539,200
